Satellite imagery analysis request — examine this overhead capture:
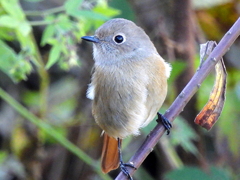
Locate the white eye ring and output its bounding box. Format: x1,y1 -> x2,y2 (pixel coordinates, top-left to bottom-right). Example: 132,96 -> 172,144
113,33 -> 126,44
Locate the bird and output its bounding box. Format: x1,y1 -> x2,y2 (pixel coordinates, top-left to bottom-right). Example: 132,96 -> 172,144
81,18 -> 171,179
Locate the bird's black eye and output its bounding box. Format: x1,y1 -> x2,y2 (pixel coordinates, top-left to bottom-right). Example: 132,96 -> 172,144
114,35 -> 124,44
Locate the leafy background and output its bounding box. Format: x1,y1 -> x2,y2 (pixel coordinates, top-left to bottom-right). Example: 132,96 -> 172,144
0,0 -> 239,179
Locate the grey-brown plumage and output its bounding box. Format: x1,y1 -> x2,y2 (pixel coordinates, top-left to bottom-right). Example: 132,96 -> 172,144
82,18 -> 171,174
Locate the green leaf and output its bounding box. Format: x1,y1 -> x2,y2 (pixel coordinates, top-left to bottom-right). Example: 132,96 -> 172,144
168,61 -> 186,85
93,5 -> 121,17
166,166 -> 211,180
46,44 -> 62,69
0,27 -> 15,40
0,39 -> 18,81
41,24 -> 55,46
218,88 -> 240,156
167,61 -> 186,101
22,91 -> 40,108
18,21 -> 31,36
9,55 -> 32,81
64,0 -> 83,14
69,10 -> 109,20
0,15 -> 19,28
56,14 -> 73,30
1,0 -> 25,20
170,116 -> 199,155
15,30 -> 38,66
47,38 -> 58,45
165,166 -> 230,180
0,40 -> 32,82
0,151 -> 7,164
209,166 -> 231,180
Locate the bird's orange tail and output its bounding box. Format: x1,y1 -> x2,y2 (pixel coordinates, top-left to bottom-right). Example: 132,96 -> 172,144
101,133 -> 120,173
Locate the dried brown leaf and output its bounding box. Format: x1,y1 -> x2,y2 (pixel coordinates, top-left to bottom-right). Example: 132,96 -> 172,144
194,42 -> 227,130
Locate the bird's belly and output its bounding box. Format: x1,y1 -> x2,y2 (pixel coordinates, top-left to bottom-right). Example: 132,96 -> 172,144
92,82 -> 148,139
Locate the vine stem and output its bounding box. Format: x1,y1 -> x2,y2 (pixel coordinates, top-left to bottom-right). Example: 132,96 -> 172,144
29,32 -> 49,119
116,17 -> 240,180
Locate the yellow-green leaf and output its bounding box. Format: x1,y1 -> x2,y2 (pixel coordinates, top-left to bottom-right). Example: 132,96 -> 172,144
46,44 -> 62,69
0,15 -> 19,28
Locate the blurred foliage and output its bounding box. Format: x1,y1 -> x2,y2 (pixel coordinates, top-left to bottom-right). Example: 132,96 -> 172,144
0,151 -> 7,164
170,116 -> 199,155
0,0 -> 119,179
0,0 -> 239,179
195,1 -> 239,40
197,56 -> 240,156
0,0 -> 37,82
164,166 -> 231,180
167,61 -> 187,101
218,82 -> 240,156
0,0 -> 120,81
109,0 -> 135,21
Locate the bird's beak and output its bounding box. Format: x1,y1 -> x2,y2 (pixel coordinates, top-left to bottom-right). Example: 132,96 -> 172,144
81,36 -> 100,43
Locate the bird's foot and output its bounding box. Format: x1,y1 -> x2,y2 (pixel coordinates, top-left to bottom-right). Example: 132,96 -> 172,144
156,112 -> 172,135
119,161 -> 136,180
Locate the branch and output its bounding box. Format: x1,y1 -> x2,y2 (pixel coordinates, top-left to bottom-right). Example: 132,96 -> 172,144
116,17 -> 240,180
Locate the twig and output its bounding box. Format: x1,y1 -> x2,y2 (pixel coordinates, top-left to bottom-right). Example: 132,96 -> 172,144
24,6 -> 65,16
29,20 -> 53,26
116,17 -> 240,180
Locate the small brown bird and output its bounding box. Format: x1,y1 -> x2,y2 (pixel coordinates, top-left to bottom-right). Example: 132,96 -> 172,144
82,18 -> 171,179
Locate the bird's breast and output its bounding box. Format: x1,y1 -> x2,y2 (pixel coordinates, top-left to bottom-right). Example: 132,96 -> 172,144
90,64 -> 149,138
89,56 -> 168,139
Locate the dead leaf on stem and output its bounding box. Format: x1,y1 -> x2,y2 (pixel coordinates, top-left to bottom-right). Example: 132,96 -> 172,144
194,41 -> 227,130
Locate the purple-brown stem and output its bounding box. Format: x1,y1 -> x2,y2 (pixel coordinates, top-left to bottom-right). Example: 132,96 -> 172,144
116,17 -> 240,180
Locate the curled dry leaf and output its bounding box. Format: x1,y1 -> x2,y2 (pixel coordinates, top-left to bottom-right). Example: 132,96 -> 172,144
194,41 -> 227,130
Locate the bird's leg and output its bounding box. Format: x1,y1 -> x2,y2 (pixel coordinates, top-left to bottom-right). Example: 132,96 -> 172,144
118,138 -> 136,180
156,112 -> 172,135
